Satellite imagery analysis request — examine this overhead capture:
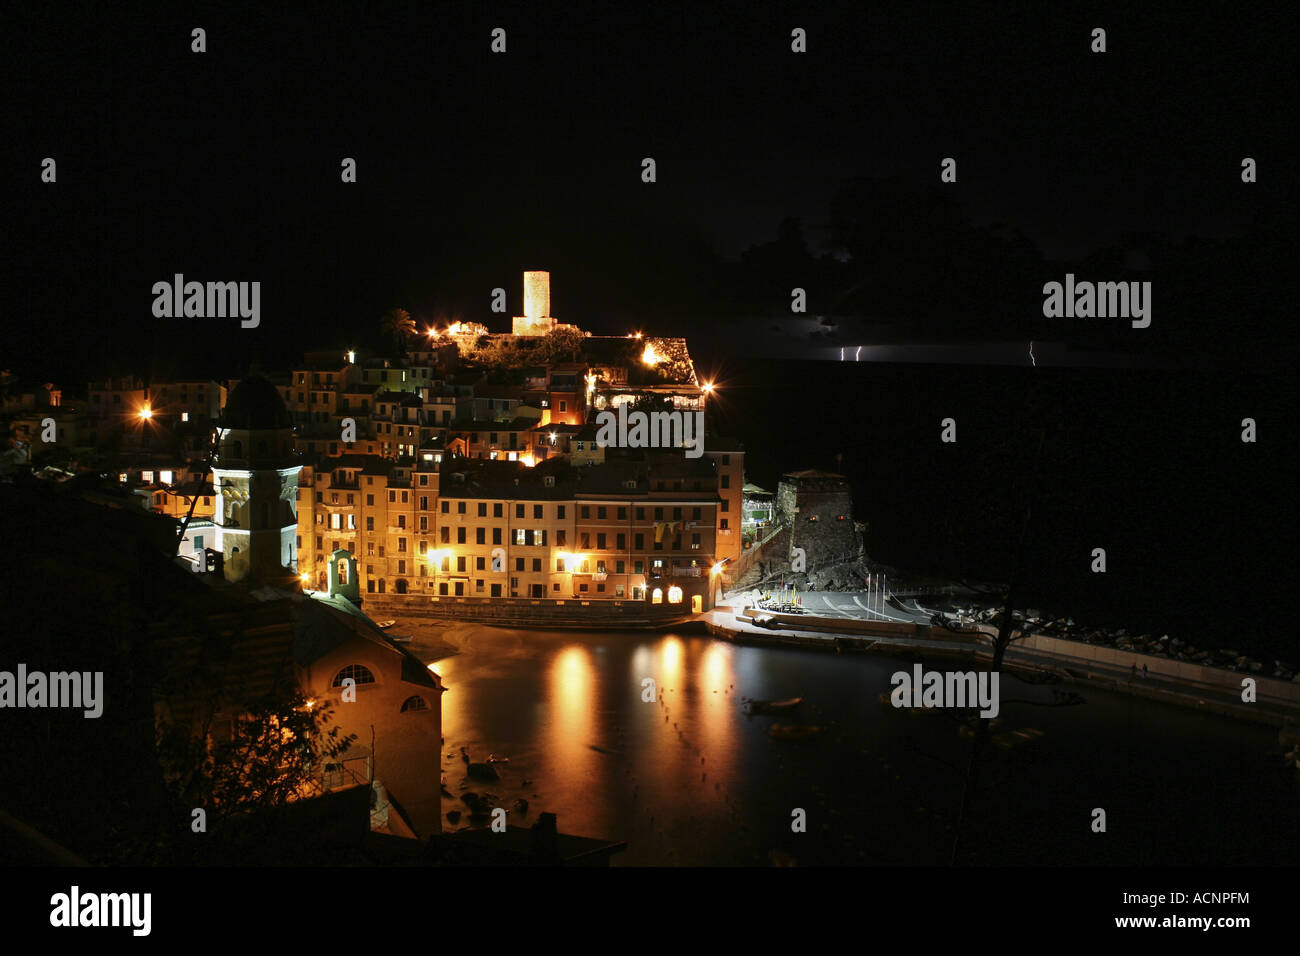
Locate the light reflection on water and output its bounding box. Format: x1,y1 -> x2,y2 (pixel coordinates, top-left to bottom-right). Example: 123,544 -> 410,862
431,628 -> 1300,866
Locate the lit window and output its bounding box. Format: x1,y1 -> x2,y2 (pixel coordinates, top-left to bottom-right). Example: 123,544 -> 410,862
668,586 -> 684,604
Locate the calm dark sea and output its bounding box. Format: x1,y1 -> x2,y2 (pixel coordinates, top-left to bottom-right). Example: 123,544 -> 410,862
429,627 -> 1300,865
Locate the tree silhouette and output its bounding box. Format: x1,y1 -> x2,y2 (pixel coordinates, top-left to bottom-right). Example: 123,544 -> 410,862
379,307 -> 416,355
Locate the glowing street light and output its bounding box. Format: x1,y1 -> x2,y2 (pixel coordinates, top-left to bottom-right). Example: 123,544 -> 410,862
138,405 -> 153,420
701,382 -> 714,394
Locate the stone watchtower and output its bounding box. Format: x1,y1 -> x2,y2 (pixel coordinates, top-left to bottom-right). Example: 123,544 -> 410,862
512,270 -> 557,336
212,375 -> 302,584
776,470 -> 859,571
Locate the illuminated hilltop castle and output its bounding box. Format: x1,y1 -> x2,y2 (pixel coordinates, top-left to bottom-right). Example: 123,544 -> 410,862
512,270 -> 558,336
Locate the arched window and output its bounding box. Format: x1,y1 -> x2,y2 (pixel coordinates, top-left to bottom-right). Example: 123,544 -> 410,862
667,585 -> 684,604
332,664 -> 375,688
651,588 -> 663,605
400,696 -> 427,713
337,558 -> 349,584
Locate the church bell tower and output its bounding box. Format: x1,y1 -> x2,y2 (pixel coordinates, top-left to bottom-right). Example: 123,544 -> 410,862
211,375 -> 302,584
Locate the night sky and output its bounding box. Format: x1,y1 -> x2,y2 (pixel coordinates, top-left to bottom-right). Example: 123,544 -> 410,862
4,3 -> 1289,383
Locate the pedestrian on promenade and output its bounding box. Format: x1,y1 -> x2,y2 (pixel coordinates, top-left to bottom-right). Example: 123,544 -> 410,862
1131,662 -> 1137,679
1142,663 -> 1148,679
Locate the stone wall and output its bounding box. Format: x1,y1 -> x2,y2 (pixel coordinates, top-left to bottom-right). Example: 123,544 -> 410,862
1007,632 -> 1300,706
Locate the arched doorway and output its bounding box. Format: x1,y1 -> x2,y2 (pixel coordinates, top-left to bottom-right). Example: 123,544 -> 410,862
691,594 -> 702,613
395,579 -> 407,594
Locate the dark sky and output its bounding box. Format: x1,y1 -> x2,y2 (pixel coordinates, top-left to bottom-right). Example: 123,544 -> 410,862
2,2 -> 1287,383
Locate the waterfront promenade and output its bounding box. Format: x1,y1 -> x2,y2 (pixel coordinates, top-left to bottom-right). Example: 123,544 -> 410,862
702,597 -> 1300,729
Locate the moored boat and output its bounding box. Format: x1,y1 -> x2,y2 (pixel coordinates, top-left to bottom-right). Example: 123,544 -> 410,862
743,697 -> 803,714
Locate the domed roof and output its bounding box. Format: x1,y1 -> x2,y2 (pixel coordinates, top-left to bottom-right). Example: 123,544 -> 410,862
220,376 -> 293,430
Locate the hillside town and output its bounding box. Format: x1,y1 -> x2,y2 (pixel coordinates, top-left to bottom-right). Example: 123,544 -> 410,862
6,275 -> 750,611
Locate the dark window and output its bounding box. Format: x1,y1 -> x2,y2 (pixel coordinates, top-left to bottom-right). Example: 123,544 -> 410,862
476,528 -> 486,544
400,696 -> 428,713
332,665 -> 375,688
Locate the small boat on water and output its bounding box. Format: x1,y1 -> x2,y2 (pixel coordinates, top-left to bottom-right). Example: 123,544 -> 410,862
743,697 -> 803,715
768,723 -> 824,740
375,620 -> 397,629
